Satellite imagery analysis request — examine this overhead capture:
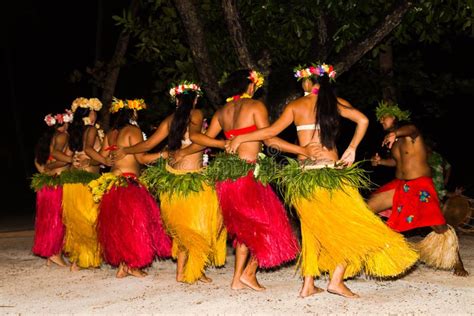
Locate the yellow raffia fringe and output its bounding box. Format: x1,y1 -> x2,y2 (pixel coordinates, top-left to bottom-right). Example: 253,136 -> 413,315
160,167 -> 226,283
62,183 -> 101,268
413,225 -> 458,270
295,184 -> 419,279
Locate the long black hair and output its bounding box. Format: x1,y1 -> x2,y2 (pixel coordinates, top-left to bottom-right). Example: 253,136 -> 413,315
315,75 -> 339,149
68,107 -> 91,152
34,126 -> 56,165
168,91 -> 197,151
221,69 -> 252,100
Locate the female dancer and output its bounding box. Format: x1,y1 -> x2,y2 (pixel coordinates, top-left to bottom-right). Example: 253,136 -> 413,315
114,83 -> 227,284
90,98 -> 171,278
31,110 -> 73,266
227,63 -> 419,298
54,97 -> 107,270
174,70 -> 315,291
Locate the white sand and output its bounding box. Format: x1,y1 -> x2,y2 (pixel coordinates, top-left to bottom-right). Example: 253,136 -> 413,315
0,231 -> 473,315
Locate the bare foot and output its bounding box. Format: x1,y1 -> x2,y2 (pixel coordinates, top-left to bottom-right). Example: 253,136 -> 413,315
176,273 -> 185,283
454,267 -> 469,277
127,268 -> 147,278
47,254 -> 68,267
199,274 -> 213,283
69,262 -> 80,272
239,275 -> 266,291
327,284 -> 359,298
299,285 -> 324,298
116,264 -> 128,278
230,278 -> 247,290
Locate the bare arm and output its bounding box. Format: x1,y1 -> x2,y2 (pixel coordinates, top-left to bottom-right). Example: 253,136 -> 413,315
252,102 -> 310,157
338,98 -> 369,165
383,124 -> 419,148
189,112 -> 225,149
124,116 -> 172,155
84,126 -> 110,166
228,103 -> 295,152
50,133 -> 73,163
129,127 -> 163,165
371,153 -> 396,167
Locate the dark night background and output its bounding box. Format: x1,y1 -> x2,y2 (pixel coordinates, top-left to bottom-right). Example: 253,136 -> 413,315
2,1 -> 474,230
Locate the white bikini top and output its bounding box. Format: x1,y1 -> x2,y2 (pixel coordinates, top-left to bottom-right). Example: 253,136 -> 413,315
296,123 -> 320,131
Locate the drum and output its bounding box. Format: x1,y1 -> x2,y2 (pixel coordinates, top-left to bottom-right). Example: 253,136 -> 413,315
442,195 -> 473,231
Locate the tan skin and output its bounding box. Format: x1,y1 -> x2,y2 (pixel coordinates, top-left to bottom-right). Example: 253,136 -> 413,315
173,83 -> 317,292
52,110 -> 110,271
99,112 -> 162,278
113,100 -> 214,283
367,115 -> 468,276
228,79 -> 369,298
38,123 -> 72,267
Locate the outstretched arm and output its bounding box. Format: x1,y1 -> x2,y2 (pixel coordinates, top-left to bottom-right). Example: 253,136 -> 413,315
114,116 -> 171,161
227,103 -> 295,153
371,153 -> 396,167
338,98 -> 369,165
130,127 -> 163,165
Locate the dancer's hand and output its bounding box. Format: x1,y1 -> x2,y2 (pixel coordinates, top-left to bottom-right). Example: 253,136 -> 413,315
382,132 -> 397,149
226,136 -> 241,154
304,142 -> 321,160
112,147 -> 126,161
73,152 -> 91,169
338,146 -> 356,166
371,153 -> 381,167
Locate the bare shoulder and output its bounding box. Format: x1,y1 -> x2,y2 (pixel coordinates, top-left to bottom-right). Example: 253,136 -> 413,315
190,108 -> 204,122
55,132 -> 68,142
337,97 -> 353,108
246,99 -> 267,112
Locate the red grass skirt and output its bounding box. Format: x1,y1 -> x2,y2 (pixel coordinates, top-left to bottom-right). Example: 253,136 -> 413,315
98,179 -> 171,268
376,177 -> 446,232
216,171 -> 299,268
32,186 -> 65,257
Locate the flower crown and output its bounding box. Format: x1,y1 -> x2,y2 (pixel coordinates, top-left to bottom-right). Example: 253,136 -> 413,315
44,109 -> 74,127
375,100 -> 411,121
71,97 -> 103,113
248,70 -> 264,88
169,81 -> 203,101
294,63 -> 336,81
109,97 -> 147,113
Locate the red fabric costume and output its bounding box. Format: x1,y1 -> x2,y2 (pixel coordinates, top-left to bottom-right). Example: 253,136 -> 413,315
375,176 -> 446,232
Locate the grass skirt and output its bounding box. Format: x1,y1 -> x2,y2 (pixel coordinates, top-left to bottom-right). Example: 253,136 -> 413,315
32,186 -> 65,257
216,171 -> 299,268
62,183 -> 101,268
295,184 -> 419,279
98,176 -> 172,268
160,166 -> 227,283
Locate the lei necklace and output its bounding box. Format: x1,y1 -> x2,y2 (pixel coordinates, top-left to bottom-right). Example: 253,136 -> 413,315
226,93 -> 252,103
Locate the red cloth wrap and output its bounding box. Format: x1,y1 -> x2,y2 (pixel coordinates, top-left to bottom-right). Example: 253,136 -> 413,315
376,177 -> 446,232
224,125 -> 257,140
216,171 -> 299,268
98,176 -> 171,268
32,186 -> 65,257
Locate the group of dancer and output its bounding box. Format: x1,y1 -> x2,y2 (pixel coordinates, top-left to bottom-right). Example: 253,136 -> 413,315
31,63 -> 467,299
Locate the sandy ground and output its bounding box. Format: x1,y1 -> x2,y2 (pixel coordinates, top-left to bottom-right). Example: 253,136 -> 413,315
0,231 -> 473,315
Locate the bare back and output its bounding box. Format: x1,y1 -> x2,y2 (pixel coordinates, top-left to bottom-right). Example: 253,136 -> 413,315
48,131 -> 72,174
218,99 -> 264,161
391,133 -> 431,180
291,95 -> 338,162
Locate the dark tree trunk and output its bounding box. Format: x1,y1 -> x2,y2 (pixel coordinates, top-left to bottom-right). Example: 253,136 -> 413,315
99,0 -> 140,129
333,0 -> 413,76
221,0 -> 256,69
310,13 -> 333,62
174,0 -> 221,108
379,40 -> 397,103
92,0 -> 103,97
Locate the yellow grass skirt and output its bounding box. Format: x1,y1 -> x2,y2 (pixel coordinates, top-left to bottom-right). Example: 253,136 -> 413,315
62,183 -> 101,268
160,166 -> 227,283
295,184 -> 419,279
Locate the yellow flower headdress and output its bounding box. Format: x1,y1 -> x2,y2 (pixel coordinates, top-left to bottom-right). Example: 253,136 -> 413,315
248,70 -> 264,89
109,97 -> 147,113
71,97 -> 103,112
